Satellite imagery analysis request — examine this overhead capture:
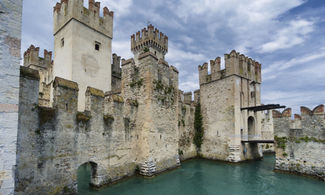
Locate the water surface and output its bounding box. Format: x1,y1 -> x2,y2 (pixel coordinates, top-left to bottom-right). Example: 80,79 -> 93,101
78,155 -> 325,195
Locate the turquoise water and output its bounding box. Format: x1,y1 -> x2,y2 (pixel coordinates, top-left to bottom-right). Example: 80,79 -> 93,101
78,155 -> 325,195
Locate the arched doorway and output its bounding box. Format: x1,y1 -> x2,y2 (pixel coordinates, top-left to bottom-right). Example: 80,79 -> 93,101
248,116 -> 255,140
77,162 -> 98,193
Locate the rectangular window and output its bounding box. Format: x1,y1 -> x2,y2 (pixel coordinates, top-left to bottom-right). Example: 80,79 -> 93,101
95,41 -> 101,51
251,91 -> 256,98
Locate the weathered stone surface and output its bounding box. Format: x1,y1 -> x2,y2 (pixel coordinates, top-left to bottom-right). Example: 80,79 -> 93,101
0,0 -> 23,194
274,105 -> 325,180
261,110 -> 275,153
178,92 -> 197,161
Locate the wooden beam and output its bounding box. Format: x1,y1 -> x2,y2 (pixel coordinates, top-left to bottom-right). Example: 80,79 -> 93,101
242,140 -> 274,143
241,104 -> 286,111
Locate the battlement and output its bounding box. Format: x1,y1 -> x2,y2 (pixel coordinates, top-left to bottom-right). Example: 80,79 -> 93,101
198,50 -> 262,85
24,45 -> 53,69
272,105 -> 324,119
53,0 -> 113,38
131,24 -> 168,57
273,105 -> 325,138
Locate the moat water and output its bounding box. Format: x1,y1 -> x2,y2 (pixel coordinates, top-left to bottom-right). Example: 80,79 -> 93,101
78,155 -> 325,195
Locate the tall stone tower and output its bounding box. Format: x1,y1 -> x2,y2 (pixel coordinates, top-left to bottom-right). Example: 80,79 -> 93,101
53,0 -> 114,110
122,25 -> 180,176
198,50 -> 263,162
0,0 -> 23,194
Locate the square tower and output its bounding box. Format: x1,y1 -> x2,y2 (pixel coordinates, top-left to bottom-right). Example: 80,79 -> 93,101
131,24 -> 168,63
53,0 -> 114,110
198,50 -> 263,162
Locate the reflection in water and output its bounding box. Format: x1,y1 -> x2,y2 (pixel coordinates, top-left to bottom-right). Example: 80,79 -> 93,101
78,156 -> 325,195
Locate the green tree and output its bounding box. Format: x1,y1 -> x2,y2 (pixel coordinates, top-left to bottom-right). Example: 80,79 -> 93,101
194,103 -> 204,151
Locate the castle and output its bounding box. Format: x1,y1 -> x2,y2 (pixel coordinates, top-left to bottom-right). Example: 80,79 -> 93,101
0,0 -> 323,194
14,1 -> 275,194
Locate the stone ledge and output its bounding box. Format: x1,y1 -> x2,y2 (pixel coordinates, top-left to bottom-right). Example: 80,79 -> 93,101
87,87 -> 104,98
77,111 -> 91,122
121,58 -> 134,66
158,59 -> 169,67
138,52 -> 158,61
53,77 -> 79,91
20,66 -> 40,80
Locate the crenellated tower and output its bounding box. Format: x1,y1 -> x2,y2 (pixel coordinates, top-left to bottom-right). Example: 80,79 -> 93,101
24,45 -> 53,106
131,24 -> 168,62
198,50 -> 263,162
119,25 -> 179,176
53,0 -> 114,111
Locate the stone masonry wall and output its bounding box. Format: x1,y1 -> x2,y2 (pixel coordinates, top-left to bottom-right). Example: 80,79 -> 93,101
16,68 -> 138,194
0,0 -> 23,194
16,52 -> 194,194
178,91 -> 197,161
261,110 -> 275,153
273,105 -> 325,180
120,52 -> 180,176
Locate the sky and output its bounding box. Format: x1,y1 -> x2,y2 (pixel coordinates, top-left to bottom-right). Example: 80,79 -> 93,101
21,0 -> 325,114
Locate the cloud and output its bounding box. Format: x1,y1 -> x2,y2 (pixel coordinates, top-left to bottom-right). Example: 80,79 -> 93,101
179,80 -> 199,92
260,19 -> 314,53
100,0 -> 133,17
262,89 -> 325,114
166,42 -> 207,64
262,49 -> 325,80
112,40 -> 132,59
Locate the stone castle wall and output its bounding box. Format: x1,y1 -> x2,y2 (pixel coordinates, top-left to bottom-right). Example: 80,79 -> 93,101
273,106 -> 325,180
261,110 -> 275,153
178,91 -> 197,161
0,0 -> 23,194
16,51 -> 196,194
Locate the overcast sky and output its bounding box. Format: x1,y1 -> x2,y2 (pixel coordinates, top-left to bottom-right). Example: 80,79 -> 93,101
21,0 -> 325,114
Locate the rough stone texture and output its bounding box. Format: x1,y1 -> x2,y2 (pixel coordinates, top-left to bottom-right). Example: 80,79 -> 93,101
15,74 -> 138,194
261,110 -> 275,153
178,91 -> 197,161
273,105 -> 325,180
120,50 -> 180,176
0,0 -> 23,194
198,50 -> 263,162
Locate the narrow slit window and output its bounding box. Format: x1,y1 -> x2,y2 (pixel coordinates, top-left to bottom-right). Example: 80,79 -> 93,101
95,41 -> 101,51
61,38 -> 64,47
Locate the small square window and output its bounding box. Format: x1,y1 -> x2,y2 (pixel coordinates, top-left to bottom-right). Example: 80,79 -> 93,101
95,42 -> 101,51
61,38 -> 64,47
